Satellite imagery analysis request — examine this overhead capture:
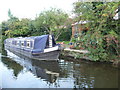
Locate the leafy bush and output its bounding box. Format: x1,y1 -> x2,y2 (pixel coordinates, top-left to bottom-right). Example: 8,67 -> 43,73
72,2 -> 120,62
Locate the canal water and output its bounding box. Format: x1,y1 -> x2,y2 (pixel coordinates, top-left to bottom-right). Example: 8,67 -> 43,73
0,49 -> 119,88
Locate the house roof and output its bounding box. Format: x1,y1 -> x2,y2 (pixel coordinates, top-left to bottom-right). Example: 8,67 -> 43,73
113,13 -> 119,20
113,13 -> 120,20
113,7 -> 120,20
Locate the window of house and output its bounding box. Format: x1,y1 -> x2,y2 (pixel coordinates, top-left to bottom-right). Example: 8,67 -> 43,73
82,27 -> 88,35
73,25 -> 78,38
75,25 -> 79,35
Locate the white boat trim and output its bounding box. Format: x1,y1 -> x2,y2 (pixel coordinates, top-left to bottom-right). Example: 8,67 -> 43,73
44,46 -> 59,53
49,35 -> 53,48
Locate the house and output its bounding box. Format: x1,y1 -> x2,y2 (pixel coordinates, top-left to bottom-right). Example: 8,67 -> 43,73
71,21 -> 90,38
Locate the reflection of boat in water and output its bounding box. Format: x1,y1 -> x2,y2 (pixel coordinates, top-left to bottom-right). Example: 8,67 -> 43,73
4,35 -> 60,60
5,50 -> 61,83
31,60 -> 60,83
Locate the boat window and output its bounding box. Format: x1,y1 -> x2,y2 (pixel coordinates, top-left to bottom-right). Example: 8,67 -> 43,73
14,41 -> 17,45
26,41 -> 31,48
22,43 -> 24,46
21,41 -> 24,47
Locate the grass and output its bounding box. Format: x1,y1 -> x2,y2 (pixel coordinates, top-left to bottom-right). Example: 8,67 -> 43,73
56,41 -> 70,44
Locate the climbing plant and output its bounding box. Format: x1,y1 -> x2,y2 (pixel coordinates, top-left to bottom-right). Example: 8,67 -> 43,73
72,2 -> 120,61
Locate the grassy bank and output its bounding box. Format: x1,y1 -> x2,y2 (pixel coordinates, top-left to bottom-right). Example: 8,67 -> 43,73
56,41 -> 70,44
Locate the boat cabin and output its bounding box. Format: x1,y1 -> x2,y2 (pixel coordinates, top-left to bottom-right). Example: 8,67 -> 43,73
4,35 -> 57,53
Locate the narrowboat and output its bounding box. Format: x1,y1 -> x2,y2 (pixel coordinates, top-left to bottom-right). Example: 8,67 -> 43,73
4,35 -> 61,60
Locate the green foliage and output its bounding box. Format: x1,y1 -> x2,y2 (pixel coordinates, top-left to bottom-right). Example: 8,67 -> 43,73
2,8 -> 71,42
72,2 -> 119,62
2,18 -> 31,38
34,8 -> 69,40
57,26 -> 72,41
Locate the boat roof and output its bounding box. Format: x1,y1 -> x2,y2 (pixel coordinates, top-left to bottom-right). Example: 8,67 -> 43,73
6,35 -> 49,41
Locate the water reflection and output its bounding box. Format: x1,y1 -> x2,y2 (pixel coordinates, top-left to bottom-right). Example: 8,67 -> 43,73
1,56 -> 23,77
30,60 -> 60,83
0,50 -> 119,88
3,50 -> 61,84
72,61 -> 118,88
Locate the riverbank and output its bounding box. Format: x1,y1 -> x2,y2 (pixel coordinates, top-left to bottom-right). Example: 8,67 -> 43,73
61,44 -> 120,69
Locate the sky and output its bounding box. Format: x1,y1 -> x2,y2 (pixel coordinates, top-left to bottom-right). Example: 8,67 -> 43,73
0,0 -> 77,23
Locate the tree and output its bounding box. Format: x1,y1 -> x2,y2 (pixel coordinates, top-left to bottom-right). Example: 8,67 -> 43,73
8,9 -> 13,18
3,18 -> 31,37
9,18 -> 31,37
73,2 -> 94,21
8,9 -> 19,22
34,8 -> 69,40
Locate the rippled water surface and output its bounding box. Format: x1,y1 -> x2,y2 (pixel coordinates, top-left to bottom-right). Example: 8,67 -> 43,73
0,50 -> 119,88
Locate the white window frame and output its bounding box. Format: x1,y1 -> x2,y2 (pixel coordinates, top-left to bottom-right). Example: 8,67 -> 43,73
31,40 -> 34,49
49,35 -> 53,48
